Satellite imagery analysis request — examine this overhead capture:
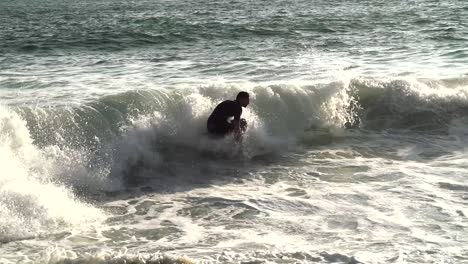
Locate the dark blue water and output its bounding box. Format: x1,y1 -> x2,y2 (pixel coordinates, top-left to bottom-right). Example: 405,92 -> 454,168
1,0 -> 467,103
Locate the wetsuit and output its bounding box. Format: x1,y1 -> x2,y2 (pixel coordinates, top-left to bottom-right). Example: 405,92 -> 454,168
207,100 -> 245,136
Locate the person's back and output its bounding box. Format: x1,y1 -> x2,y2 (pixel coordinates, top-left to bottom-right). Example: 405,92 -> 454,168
206,92 -> 249,139
207,100 -> 241,125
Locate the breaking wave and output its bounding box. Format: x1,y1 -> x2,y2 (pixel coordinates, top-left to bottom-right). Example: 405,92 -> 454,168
1,76 -> 468,243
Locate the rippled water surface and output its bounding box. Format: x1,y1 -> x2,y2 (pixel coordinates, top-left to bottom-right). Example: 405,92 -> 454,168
0,0 -> 467,263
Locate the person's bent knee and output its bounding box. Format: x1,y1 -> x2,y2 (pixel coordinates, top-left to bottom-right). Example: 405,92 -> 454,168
240,119 -> 247,130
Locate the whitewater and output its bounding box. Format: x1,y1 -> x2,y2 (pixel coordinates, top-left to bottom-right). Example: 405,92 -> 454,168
1,0 -> 468,263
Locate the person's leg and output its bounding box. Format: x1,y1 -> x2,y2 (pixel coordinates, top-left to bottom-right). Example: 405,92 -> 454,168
208,122 -> 230,137
226,121 -> 236,133
207,122 -> 217,134
240,118 -> 247,132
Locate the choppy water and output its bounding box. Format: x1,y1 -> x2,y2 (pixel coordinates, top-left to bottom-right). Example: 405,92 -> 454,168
1,0 -> 468,263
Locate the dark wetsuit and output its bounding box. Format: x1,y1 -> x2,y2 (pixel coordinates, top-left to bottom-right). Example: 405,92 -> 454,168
207,100 -> 245,136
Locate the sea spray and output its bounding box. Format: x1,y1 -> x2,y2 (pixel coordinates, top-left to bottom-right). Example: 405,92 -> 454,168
0,107 -> 104,243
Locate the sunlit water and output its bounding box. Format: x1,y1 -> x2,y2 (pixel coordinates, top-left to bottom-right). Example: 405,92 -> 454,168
1,0 -> 467,263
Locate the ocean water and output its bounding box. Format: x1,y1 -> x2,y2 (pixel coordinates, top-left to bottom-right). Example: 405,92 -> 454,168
1,0 -> 468,263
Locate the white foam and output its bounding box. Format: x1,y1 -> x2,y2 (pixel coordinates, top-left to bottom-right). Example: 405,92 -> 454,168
109,81 -> 357,174
36,246 -> 193,264
0,106 -> 104,243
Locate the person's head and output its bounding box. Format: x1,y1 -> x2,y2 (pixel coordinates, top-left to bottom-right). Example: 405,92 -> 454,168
236,91 -> 250,107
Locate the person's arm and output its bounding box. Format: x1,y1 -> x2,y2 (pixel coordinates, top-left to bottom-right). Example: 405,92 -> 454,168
233,108 -> 242,141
